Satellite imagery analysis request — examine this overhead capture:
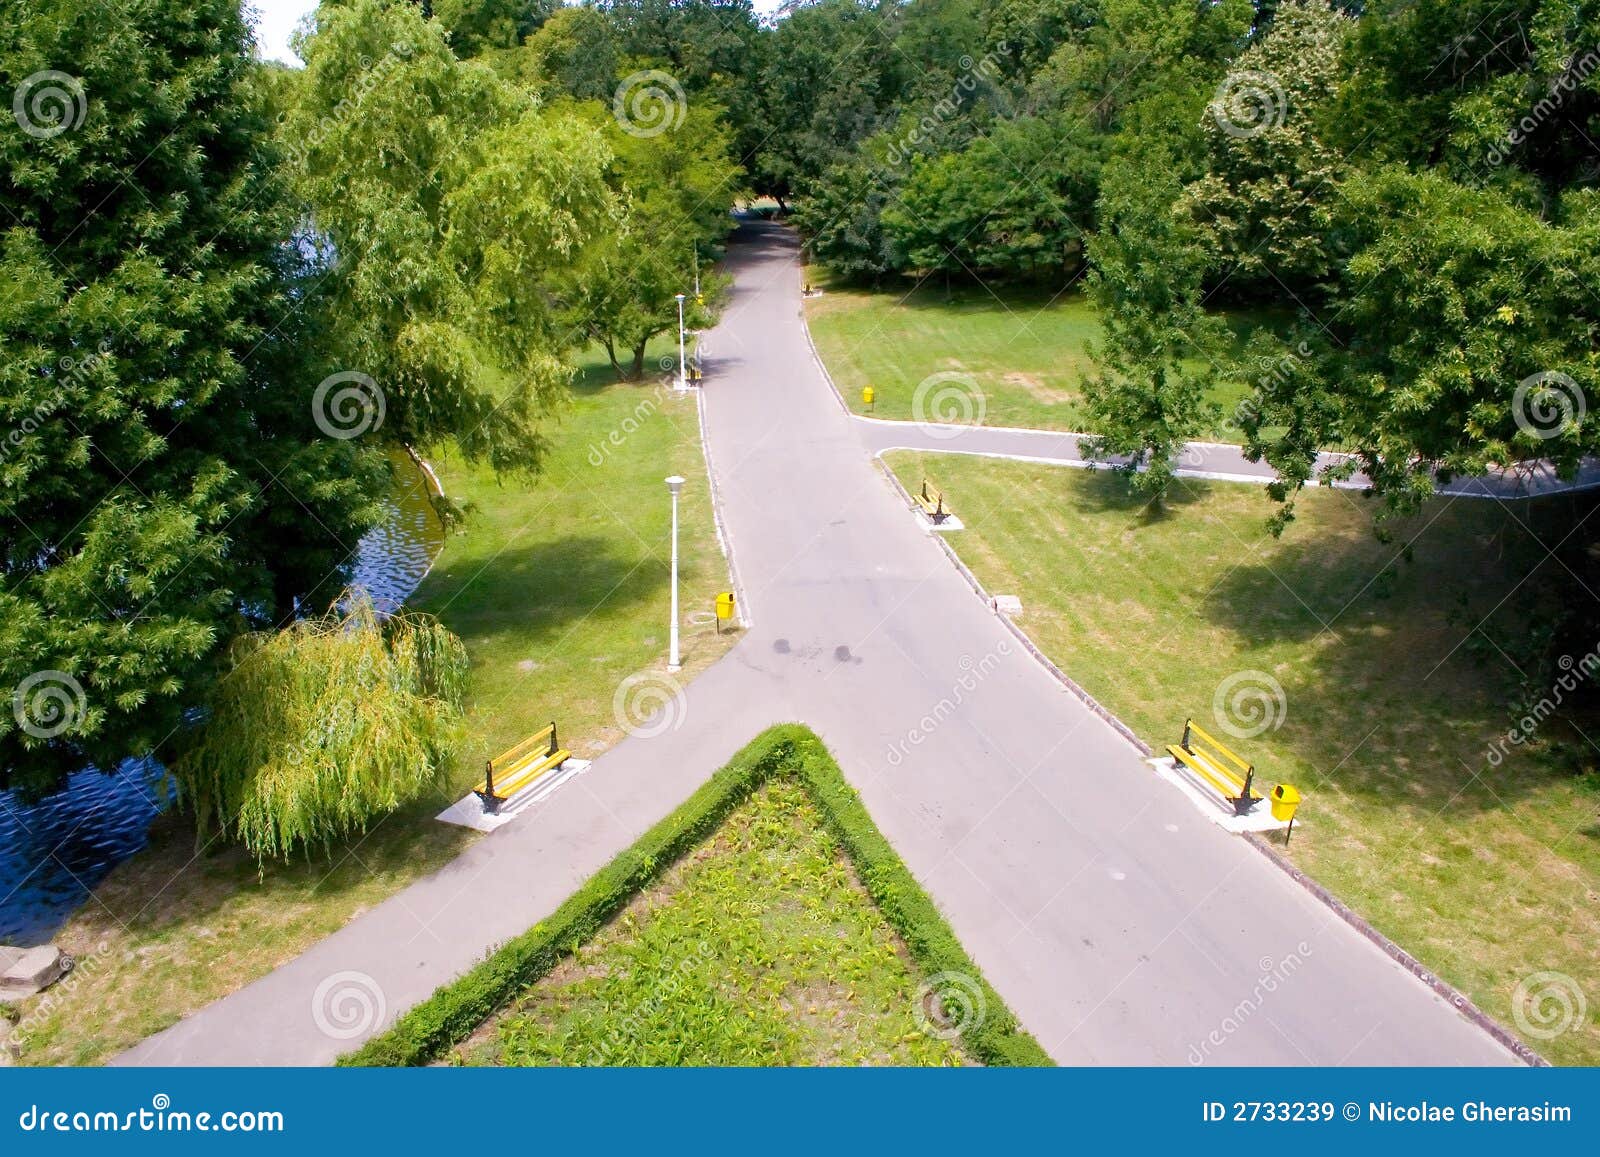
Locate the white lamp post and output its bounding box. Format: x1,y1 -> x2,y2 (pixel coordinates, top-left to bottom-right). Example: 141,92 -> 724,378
692,243 -> 700,298
666,475 -> 685,671
675,293 -> 687,389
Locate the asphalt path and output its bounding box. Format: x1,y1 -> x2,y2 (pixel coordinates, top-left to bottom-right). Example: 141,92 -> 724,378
120,220 -> 1519,1067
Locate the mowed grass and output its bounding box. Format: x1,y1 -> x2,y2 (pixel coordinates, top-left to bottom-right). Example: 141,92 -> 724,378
11,344 -> 735,1066
887,452 -> 1600,1065
804,271 -> 1270,437
453,778 -> 967,1066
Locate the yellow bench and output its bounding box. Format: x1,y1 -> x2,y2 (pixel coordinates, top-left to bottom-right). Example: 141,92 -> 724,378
475,722 -> 570,814
1167,718 -> 1262,815
916,479 -> 949,523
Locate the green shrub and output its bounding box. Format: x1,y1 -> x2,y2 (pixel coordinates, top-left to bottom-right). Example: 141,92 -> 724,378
173,590 -> 468,860
342,724 -> 1051,1067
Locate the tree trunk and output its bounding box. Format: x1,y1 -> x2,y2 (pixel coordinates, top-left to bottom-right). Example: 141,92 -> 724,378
631,340 -> 649,381
602,336 -> 624,381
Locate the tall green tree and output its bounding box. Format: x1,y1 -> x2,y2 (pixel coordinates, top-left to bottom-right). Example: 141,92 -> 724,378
0,0 -> 385,791
561,101 -> 742,378
884,113 -> 1103,281
287,0 -> 616,476
1180,0 -> 1353,300
433,0 -> 557,55
1079,147 -> 1227,501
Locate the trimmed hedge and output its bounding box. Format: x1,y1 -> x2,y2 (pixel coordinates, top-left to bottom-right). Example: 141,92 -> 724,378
341,724 -> 1052,1067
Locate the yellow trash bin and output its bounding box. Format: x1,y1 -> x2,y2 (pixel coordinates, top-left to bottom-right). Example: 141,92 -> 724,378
1270,783 -> 1301,822
862,385 -> 875,409
715,592 -> 736,625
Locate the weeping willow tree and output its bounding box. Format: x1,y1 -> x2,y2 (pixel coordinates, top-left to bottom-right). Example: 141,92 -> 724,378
174,591 -> 469,860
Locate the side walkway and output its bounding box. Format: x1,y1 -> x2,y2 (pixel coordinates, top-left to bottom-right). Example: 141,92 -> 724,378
854,415 -> 1600,501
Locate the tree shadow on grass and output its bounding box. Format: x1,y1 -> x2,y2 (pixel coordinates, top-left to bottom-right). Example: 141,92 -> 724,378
416,534 -> 663,652
1066,466 -> 1212,523
1186,495 -> 1587,815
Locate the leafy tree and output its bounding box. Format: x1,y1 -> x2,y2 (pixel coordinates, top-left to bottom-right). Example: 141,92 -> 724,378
521,4 -> 622,100
433,0 -> 558,55
1079,148 -> 1227,501
884,113 -> 1103,281
1029,0 -> 1253,134
0,0 -> 385,792
602,0 -> 767,176
287,0 -> 616,476
561,102 -> 742,378
1241,168 -> 1600,526
977,0 -> 1103,84
1180,0 -> 1353,299
792,157 -> 902,284
755,0 -> 899,205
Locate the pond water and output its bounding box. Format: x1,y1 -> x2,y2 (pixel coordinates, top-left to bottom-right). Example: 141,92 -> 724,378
0,450 -> 444,947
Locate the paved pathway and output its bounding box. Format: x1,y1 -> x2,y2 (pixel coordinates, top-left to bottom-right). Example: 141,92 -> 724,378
120,221 -> 1519,1067
855,411 -> 1600,500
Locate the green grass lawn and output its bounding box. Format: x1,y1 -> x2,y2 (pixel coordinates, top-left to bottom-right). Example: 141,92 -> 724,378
453,778 -> 967,1066
804,271 -> 1272,437
10,343 -> 735,1066
887,452 -> 1600,1065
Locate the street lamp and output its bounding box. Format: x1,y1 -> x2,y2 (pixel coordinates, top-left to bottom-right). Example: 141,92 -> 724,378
665,475 -> 685,672
675,293 -> 687,389
692,243 -> 700,299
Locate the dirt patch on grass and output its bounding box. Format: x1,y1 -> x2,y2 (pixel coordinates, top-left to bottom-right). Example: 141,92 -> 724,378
1001,371 -> 1074,405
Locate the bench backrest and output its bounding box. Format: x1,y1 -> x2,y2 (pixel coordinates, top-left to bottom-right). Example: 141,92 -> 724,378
1180,718 -> 1254,794
490,723 -> 556,773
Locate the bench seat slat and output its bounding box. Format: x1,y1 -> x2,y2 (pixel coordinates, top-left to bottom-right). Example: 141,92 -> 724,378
1167,743 -> 1261,801
476,748 -> 570,802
